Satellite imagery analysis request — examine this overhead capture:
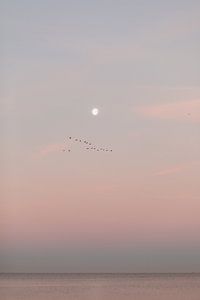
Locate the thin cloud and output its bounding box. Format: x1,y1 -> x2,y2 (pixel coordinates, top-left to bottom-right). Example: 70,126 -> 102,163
36,143 -> 64,158
155,165 -> 186,176
135,99 -> 200,123
155,161 -> 200,176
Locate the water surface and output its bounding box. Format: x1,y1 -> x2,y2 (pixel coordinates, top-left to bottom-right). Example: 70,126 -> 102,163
1,273 -> 200,300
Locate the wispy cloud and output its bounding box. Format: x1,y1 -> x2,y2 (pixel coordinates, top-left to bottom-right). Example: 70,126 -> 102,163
155,165 -> 186,176
155,161 -> 200,176
135,99 -> 200,123
36,143 -> 65,158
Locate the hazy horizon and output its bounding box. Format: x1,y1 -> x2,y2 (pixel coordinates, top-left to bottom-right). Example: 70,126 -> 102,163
1,272 -> 200,274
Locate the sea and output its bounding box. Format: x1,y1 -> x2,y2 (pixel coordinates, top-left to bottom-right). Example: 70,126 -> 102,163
0,273 -> 200,300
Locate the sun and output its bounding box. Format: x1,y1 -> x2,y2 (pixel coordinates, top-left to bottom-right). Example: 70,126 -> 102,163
91,108 -> 99,116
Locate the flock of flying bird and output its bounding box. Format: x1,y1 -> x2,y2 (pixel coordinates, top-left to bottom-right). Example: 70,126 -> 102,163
62,136 -> 113,153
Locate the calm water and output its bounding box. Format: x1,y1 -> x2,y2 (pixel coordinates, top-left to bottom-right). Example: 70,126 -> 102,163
1,273 -> 200,300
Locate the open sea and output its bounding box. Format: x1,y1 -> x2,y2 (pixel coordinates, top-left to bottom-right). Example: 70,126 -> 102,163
0,273 -> 200,300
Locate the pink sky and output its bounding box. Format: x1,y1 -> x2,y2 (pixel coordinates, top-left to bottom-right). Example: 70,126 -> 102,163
1,0 -> 200,272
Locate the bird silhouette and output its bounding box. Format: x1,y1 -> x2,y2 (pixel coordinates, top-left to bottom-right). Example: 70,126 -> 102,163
65,136 -> 113,154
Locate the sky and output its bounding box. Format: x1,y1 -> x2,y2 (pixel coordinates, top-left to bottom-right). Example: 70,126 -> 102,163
1,0 -> 200,273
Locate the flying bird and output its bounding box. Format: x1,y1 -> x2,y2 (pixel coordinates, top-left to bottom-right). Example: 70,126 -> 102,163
64,135 -> 113,155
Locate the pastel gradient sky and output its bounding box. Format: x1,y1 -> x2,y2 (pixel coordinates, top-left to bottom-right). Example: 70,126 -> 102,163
1,0 -> 200,272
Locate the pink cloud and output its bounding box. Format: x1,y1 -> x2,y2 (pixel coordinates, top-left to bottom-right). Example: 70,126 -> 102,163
155,161 -> 200,176
135,99 -> 200,122
155,165 -> 186,176
36,143 -> 65,158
